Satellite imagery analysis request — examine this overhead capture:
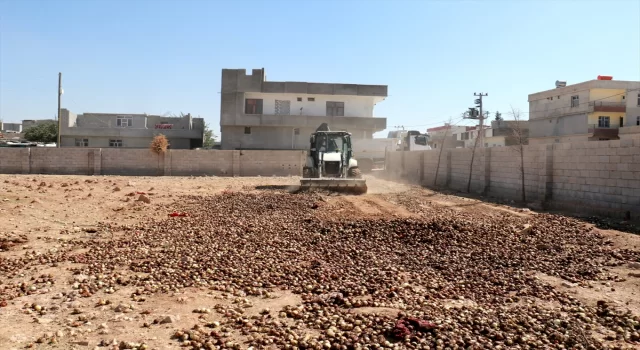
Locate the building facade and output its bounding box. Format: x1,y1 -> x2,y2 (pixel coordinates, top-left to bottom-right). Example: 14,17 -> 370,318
219,68 -> 387,150
426,124 -> 467,149
484,120 -> 529,147
0,122 -> 23,133
59,109 -> 204,149
528,78 -> 640,144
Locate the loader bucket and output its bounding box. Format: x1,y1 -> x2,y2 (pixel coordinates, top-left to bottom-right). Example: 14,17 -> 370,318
299,178 -> 367,194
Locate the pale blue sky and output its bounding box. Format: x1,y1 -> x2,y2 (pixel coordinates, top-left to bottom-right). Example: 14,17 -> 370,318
1,0 -> 639,136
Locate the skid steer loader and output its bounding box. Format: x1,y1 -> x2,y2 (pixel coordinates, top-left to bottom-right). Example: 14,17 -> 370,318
300,123 -> 367,194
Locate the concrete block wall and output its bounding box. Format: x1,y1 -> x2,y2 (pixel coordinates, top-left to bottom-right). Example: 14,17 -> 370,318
0,148 -> 303,177
385,137 -> 640,218
237,150 -> 304,176
449,148 -> 485,193
549,140 -> 640,216
101,149 -> 164,176
0,148 -> 29,174
30,148 -> 99,175
167,150 -> 234,176
488,145 -> 543,201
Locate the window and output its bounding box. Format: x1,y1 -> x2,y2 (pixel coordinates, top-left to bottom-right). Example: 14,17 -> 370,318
307,97 -> 315,102
75,138 -> 88,147
598,116 -> 610,128
571,95 -> 579,107
620,117 -> 624,128
116,116 -> 132,127
326,101 -> 345,117
637,93 -> 640,106
637,116 -> 640,126
109,139 -> 123,147
244,127 -> 251,135
275,100 -> 291,115
245,99 -> 263,114
297,97 -> 302,102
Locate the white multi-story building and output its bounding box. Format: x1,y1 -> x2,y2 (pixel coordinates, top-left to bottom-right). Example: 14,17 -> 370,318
219,68 -> 387,150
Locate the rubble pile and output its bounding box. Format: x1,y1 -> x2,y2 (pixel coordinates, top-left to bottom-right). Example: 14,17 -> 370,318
2,191 -> 640,349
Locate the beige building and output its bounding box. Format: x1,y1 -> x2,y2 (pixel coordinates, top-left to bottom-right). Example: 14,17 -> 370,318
59,109 -> 204,149
528,78 -> 640,144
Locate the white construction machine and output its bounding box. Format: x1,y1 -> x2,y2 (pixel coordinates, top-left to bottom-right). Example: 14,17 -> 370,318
300,123 -> 367,194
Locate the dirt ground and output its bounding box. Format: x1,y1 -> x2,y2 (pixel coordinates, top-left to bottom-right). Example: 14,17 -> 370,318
0,174 -> 639,350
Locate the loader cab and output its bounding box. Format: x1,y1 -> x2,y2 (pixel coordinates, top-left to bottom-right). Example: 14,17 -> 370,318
310,132 -> 353,158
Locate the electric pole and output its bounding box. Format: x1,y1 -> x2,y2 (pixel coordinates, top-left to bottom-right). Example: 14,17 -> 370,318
473,92 -> 488,148
57,72 -> 62,148
464,92 -> 488,193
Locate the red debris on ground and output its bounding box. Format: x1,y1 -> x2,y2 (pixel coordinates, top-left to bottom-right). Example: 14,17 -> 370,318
393,317 -> 437,338
168,212 -> 189,217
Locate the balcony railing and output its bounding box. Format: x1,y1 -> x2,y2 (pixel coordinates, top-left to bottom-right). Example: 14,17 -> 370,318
233,114 -> 387,131
588,101 -> 626,113
588,123 -> 620,138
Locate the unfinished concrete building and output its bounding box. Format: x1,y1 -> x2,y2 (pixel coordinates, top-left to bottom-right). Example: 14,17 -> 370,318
59,109 -> 204,149
219,68 -> 387,150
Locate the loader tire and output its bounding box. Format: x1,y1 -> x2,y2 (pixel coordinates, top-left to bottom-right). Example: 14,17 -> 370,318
302,167 -> 313,178
348,167 -> 362,179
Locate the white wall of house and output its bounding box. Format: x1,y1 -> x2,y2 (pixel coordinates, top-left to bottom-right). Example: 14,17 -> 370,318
243,93 -> 381,118
483,136 -> 506,147
626,87 -> 640,127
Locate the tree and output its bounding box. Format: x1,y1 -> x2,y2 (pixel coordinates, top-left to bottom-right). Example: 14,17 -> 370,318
203,122 -> 217,148
433,117 -> 453,187
24,123 -> 57,143
150,134 -> 169,155
508,106 -> 529,203
495,111 -> 503,121
466,124 -> 482,193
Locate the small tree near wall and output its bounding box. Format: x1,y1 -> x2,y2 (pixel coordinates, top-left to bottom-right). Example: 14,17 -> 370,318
150,134 -> 169,155
24,123 -> 58,143
203,122 -> 217,148
508,107 -> 529,203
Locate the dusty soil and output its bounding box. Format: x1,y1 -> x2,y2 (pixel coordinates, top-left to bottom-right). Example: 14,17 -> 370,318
0,174 -> 639,350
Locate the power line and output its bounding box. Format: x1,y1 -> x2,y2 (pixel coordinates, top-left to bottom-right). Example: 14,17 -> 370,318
390,87 -> 640,129
392,116 -> 468,130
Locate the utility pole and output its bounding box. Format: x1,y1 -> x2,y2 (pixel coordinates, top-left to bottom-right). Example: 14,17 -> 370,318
57,72 -> 62,148
473,92 -> 488,148
464,92 -> 488,193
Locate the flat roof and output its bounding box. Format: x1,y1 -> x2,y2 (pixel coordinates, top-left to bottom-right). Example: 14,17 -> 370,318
528,79 -> 640,101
